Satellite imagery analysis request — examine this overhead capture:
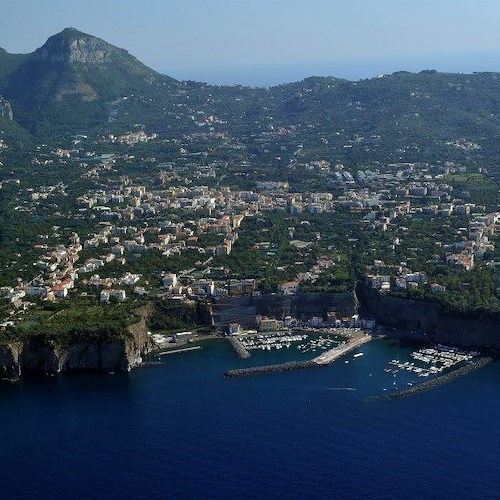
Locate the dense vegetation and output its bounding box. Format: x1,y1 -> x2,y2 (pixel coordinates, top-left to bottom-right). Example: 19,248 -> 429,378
1,299 -> 135,346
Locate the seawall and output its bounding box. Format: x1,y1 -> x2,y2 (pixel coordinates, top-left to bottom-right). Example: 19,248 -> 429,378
213,292 -> 356,327
225,360 -> 321,378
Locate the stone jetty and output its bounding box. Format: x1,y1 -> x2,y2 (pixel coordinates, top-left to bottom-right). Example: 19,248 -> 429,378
225,360 -> 322,378
228,337 -> 251,359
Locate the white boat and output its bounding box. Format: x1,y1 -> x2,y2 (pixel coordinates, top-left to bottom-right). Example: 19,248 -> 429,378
353,353 -> 364,358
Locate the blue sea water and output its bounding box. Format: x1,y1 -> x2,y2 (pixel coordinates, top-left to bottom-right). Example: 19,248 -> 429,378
0,339 -> 499,500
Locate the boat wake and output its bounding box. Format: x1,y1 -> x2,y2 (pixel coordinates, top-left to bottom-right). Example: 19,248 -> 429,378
324,387 -> 356,391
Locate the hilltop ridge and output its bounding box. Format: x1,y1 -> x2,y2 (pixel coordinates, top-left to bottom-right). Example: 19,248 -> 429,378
0,27 -> 499,162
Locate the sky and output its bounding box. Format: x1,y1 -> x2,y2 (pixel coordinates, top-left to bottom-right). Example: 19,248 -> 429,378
1,0 -> 500,86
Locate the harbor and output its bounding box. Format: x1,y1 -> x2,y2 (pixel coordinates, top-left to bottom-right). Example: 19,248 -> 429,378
225,328 -> 372,378
228,327 -> 366,355
151,326 -> 492,399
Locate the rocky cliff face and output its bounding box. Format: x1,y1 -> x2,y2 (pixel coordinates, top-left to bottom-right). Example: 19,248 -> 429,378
357,282 -> 500,349
0,308 -> 155,379
0,96 -> 13,120
213,292 -> 356,328
32,30 -> 115,65
4,27 -> 161,121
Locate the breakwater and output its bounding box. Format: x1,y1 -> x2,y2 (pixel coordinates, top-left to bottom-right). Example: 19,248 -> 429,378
225,360 -> 322,378
227,337 -> 251,359
158,346 -> 203,356
373,357 -> 493,400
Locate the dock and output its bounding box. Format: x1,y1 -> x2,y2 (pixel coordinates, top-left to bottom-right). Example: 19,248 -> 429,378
313,333 -> 371,365
158,346 -> 202,356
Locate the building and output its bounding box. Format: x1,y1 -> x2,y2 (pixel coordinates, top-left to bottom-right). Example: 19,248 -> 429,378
277,280 -> 300,295
162,273 -> 178,289
228,323 -> 241,335
100,289 -> 127,303
257,317 -> 282,332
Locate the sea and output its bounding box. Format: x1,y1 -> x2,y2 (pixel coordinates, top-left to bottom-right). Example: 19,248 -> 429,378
0,338 -> 499,500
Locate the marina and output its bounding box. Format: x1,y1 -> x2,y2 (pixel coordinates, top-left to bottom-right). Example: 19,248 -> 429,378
386,344 -> 480,379
374,357 -> 493,399
237,332 -> 309,352
233,327 -> 367,355
225,328 -> 372,377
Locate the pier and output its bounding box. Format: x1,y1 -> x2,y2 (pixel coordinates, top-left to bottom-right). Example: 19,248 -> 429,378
227,337 -> 251,359
158,346 -> 202,356
313,333 -> 371,365
373,357 -> 493,400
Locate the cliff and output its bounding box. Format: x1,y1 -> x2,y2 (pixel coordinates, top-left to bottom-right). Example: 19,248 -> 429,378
357,282 -> 500,349
0,305 -> 155,379
213,292 -> 356,327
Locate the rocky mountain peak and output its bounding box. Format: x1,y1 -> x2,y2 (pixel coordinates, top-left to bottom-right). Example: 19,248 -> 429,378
32,28 -> 116,65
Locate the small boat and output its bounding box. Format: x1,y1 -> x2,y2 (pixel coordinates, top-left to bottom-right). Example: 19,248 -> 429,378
353,353 -> 364,358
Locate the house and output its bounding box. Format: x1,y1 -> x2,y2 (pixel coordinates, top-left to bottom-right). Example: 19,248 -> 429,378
309,316 -> 324,327
277,280 -> 300,295
257,317 -> 282,332
368,275 -> 391,291
25,286 -> 49,297
100,289 -> 127,303
51,278 -> 74,298
228,279 -> 256,295
284,316 -> 298,328
162,273 -> 177,289
111,244 -> 125,255
52,284 -> 68,298
228,323 -> 241,335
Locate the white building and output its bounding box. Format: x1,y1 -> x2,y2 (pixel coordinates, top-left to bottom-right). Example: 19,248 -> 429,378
100,289 -> 127,303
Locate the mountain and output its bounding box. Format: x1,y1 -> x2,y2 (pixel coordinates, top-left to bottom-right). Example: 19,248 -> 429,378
1,27 -> 500,167
2,28 -> 176,134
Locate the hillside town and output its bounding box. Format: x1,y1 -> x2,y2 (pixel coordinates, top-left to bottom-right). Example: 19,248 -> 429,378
0,129 -> 498,331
